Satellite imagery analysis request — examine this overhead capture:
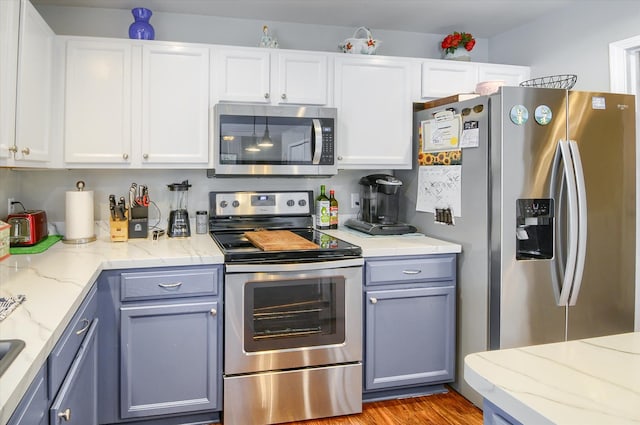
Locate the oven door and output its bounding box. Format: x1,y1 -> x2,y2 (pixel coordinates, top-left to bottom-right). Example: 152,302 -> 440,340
224,259 -> 363,375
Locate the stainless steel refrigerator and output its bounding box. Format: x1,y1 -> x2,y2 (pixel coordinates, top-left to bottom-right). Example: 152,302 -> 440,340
399,86 -> 636,404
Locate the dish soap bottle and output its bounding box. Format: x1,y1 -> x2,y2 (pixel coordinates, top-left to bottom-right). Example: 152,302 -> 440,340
329,189 -> 338,229
316,185 -> 330,229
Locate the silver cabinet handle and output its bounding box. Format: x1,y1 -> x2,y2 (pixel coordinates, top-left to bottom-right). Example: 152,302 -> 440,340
158,282 -> 183,289
210,308 -> 217,316
370,297 -> 377,304
122,153 -> 129,160
264,92 -> 270,99
281,93 -> 286,100
58,408 -> 71,421
402,270 -> 422,275
21,147 -> 30,155
337,155 -> 343,160
8,145 -> 17,153
75,318 -> 90,335
143,153 -> 149,160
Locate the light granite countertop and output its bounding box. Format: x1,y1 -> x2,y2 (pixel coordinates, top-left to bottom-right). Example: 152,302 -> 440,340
464,332 -> 640,425
0,223 -> 460,424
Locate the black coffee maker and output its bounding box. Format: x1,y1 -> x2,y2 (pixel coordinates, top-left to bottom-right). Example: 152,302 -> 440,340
345,174 -> 417,235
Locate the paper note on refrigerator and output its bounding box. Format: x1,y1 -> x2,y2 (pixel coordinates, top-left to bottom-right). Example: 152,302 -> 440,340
416,165 -> 462,217
421,111 -> 461,152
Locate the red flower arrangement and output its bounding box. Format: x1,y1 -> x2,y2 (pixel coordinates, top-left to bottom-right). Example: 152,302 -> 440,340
441,32 -> 476,54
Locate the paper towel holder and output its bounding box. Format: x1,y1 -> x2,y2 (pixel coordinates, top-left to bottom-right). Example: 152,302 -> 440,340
62,180 -> 97,244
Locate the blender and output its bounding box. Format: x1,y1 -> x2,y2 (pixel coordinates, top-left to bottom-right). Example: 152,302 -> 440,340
167,180 -> 192,237
345,174 -> 417,235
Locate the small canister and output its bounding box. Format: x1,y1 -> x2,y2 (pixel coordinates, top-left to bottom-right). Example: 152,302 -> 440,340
196,211 -> 208,234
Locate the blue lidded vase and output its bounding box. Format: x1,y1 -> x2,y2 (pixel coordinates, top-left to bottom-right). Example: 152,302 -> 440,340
129,7 -> 155,40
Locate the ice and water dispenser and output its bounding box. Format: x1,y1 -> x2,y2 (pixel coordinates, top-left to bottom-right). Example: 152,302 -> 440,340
516,199 -> 554,260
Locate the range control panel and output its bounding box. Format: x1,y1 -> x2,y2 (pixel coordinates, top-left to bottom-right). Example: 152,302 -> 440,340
210,191 -> 313,217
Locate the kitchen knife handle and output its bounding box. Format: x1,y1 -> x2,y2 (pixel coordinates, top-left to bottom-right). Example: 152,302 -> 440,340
158,282 -> 183,289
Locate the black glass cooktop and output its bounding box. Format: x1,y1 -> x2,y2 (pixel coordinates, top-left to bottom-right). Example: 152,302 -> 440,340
210,228 -> 362,264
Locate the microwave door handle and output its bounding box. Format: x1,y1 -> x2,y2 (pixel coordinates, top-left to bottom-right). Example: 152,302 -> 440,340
311,118 -> 322,164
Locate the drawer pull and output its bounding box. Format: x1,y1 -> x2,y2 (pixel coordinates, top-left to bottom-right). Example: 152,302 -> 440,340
158,282 -> 183,289
370,297 -> 377,304
58,408 -> 71,421
403,269 -> 422,275
211,308 -> 217,316
75,318 -> 90,335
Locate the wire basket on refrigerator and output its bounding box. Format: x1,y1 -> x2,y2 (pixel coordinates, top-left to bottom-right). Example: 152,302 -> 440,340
519,74 -> 577,90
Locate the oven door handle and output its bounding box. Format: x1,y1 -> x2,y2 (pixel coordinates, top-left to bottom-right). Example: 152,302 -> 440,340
225,258 -> 363,273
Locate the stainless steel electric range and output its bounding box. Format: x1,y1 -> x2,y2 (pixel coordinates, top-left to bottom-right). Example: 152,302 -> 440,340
209,191 -> 363,425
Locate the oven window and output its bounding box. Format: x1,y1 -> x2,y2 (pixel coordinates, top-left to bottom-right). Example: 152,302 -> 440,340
244,276 -> 346,352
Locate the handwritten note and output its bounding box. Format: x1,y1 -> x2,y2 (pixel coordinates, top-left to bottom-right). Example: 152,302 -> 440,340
416,165 -> 462,217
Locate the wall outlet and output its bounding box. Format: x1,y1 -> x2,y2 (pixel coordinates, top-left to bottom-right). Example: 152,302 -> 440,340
7,198 -> 15,214
350,193 -> 360,209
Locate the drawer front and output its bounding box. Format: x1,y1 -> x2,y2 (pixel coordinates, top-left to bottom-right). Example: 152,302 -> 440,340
49,285 -> 98,398
365,255 -> 455,286
120,267 -> 219,301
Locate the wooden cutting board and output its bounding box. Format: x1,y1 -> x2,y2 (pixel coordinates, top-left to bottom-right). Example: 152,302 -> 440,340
244,230 -> 319,251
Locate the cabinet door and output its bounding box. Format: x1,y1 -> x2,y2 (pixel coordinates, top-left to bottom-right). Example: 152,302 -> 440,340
0,0 -> 19,162
478,64 -> 530,87
120,300 -> 219,418
7,364 -> 48,425
49,319 -> 99,425
214,48 -> 270,103
14,0 -> 54,164
276,52 -> 328,105
334,56 -> 414,169
141,44 -> 209,165
421,59 -> 478,99
63,39 -> 133,165
364,285 -> 455,391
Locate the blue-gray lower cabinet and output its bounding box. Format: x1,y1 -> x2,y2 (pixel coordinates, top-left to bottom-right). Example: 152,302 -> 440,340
483,399 -> 523,425
120,300 -> 219,418
97,265 -> 223,425
6,365 -> 48,425
49,319 -> 99,425
363,254 -> 456,398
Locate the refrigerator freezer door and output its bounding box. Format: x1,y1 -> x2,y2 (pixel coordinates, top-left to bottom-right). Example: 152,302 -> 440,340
491,87 -> 569,349
565,91 -> 636,340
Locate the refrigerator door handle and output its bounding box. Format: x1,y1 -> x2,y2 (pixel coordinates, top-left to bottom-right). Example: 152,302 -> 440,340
552,140 -> 580,306
567,140 -> 588,305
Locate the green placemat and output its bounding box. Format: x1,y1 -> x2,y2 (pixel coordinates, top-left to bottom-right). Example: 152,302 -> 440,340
10,235 -> 63,255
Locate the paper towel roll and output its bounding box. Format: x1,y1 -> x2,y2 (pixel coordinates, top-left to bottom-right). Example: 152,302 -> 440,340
64,190 -> 96,243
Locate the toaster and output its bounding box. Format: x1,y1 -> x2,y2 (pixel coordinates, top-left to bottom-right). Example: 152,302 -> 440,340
7,210 -> 49,246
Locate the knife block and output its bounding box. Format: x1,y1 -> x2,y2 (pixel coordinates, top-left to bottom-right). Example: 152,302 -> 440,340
110,217 -> 128,242
128,206 -> 148,239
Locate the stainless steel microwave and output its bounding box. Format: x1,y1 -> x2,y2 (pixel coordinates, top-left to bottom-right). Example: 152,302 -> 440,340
210,104 -> 337,176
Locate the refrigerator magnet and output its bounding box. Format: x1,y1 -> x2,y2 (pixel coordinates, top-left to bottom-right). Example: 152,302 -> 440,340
510,105 -> 529,125
534,105 -> 553,125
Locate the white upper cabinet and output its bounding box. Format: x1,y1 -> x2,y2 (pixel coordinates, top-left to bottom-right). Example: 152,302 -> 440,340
140,44 -> 210,165
62,38 -> 210,168
477,63 -> 530,87
63,39 -> 133,164
1,0 -> 54,166
334,55 -> 416,170
0,0 -> 20,162
213,47 -> 329,105
420,60 -> 531,100
421,59 -> 478,99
